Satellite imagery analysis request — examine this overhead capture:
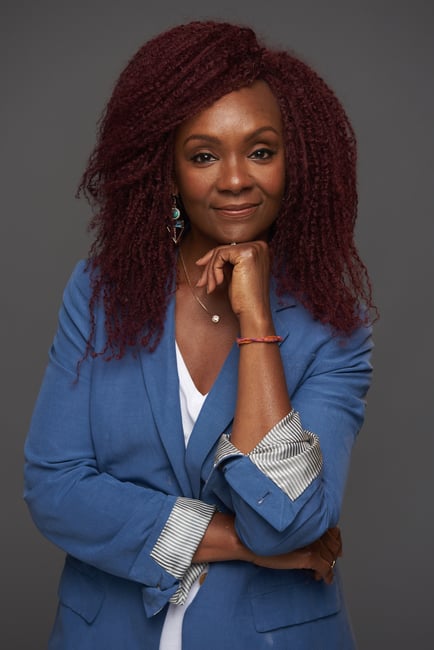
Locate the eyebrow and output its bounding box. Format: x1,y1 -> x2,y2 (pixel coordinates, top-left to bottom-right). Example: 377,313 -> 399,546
183,126 -> 281,146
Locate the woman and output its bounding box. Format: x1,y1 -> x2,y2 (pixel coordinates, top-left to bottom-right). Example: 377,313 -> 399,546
24,20 -> 374,649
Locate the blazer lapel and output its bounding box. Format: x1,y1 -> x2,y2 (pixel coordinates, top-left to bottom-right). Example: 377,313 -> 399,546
139,295 -> 194,498
184,342 -> 239,497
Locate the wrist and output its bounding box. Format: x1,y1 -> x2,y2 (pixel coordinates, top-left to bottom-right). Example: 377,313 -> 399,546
238,313 -> 275,338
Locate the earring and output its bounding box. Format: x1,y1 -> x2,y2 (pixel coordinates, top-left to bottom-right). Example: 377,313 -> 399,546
167,195 -> 184,245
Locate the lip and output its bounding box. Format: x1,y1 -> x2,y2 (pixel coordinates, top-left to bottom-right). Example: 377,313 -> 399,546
213,203 -> 259,218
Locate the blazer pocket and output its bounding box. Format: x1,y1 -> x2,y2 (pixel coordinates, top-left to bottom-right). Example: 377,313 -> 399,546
58,556 -> 105,624
250,570 -> 341,632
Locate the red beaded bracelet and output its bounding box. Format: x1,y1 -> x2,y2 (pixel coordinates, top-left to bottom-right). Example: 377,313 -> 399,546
236,335 -> 283,345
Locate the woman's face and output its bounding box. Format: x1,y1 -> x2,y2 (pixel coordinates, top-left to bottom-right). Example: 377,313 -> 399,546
174,80 -> 286,248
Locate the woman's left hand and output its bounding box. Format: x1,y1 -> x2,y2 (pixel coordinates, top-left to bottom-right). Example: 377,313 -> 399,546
195,241 -> 272,327
251,526 -> 343,585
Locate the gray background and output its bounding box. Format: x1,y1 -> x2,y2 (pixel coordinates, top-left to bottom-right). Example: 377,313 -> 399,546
2,0 -> 433,647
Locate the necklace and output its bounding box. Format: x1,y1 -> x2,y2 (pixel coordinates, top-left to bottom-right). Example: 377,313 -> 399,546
178,249 -> 221,323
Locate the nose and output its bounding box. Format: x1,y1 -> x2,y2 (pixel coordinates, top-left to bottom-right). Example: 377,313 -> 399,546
215,155 -> 253,194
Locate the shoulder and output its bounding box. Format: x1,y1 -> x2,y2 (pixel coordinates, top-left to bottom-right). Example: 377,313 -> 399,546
63,259 -> 93,305
273,291 -> 373,364
56,260 -> 97,351
61,259 -> 105,322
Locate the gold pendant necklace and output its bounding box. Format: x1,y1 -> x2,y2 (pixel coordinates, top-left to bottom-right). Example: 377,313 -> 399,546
178,249 -> 221,323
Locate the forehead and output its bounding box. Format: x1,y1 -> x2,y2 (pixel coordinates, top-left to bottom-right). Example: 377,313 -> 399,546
176,80 -> 283,140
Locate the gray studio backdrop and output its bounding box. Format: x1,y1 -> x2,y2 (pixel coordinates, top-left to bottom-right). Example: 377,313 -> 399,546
2,0 -> 433,648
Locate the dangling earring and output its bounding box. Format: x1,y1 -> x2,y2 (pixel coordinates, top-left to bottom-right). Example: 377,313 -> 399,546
167,195 -> 184,245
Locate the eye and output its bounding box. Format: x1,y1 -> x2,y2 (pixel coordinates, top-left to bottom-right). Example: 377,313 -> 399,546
190,152 -> 217,164
249,148 -> 276,161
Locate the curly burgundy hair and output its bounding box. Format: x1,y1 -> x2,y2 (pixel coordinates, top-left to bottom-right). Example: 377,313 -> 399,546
79,20 -> 375,359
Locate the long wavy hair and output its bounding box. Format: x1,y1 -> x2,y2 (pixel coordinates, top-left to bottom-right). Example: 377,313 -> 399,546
79,20 -> 375,360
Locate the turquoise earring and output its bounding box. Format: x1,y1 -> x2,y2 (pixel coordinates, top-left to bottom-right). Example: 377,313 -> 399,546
168,195 -> 184,245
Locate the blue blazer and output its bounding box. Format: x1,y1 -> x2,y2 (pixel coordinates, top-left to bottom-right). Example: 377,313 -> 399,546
24,260 -> 372,649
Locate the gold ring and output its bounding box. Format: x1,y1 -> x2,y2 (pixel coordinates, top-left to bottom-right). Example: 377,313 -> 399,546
330,559 -> 336,569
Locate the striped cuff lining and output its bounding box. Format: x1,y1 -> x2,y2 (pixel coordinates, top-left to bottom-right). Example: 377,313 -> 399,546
169,562 -> 208,605
215,410 -> 323,500
150,497 -> 216,582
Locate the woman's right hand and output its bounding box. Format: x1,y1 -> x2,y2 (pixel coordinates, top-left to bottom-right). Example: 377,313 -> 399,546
250,526 -> 342,584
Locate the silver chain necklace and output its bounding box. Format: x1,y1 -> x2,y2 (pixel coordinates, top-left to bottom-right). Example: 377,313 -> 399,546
178,249 -> 221,324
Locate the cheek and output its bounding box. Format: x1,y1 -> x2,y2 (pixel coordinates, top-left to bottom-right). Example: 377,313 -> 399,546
178,171 -> 212,204
259,152 -> 286,195
264,166 -> 286,199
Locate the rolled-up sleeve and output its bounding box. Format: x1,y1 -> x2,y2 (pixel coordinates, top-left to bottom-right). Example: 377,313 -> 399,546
214,410 -> 322,500
150,497 -> 216,604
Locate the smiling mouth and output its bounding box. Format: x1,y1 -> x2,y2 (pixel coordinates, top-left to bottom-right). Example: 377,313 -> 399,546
214,203 -> 259,218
